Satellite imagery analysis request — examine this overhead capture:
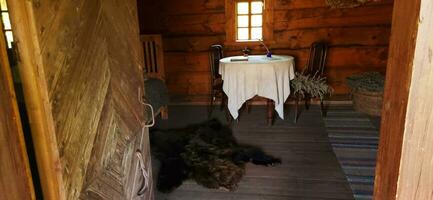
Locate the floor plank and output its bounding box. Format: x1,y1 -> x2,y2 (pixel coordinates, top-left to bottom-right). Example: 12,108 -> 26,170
153,105 -> 354,200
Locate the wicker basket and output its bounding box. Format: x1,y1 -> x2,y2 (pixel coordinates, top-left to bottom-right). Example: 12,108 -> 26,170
352,89 -> 383,116
326,0 -> 372,8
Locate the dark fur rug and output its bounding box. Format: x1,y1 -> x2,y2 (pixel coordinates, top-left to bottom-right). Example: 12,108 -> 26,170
150,119 -> 281,193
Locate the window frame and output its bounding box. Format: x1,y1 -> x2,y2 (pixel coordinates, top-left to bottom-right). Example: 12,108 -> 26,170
1,0 -> 13,49
225,0 -> 274,45
235,0 -> 263,41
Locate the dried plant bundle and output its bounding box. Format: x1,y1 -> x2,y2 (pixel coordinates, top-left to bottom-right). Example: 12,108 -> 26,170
290,72 -> 333,100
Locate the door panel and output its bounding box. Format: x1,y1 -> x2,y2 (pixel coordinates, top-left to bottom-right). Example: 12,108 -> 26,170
81,114 -> 153,200
9,0 -> 152,199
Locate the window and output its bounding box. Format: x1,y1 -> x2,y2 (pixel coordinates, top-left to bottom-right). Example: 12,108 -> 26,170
236,1 -> 263,41
225,0 -> 273,44
0,0 -> 13,49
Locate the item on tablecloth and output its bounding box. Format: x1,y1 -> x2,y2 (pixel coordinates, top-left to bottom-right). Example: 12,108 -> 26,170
241,47 -> 251,56
230,57 -> 249,62
259,39 -> 272,58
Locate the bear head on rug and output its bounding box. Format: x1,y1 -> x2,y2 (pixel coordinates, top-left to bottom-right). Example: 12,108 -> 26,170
150,119 -> 281,193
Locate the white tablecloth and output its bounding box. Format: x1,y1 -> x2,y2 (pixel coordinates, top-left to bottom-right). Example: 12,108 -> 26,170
219,55 -> 295,120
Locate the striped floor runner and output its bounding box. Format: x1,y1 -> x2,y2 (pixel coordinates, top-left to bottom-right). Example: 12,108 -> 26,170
323,107 -> 380,200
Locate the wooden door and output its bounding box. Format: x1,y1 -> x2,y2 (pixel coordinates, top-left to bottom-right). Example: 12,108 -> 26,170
8,0 -> 153,199
0,23 -> 35,200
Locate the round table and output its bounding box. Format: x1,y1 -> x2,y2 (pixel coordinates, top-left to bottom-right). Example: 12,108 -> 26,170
219,55 -> 295,124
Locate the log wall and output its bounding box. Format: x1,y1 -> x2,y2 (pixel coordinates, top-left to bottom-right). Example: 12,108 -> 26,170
138,0 -> 394,101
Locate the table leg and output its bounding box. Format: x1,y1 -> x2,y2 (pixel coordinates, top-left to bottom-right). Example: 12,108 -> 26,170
267,99 -> 274,126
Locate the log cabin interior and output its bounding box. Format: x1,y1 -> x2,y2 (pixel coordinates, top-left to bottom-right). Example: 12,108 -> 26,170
0,0 -> 432,200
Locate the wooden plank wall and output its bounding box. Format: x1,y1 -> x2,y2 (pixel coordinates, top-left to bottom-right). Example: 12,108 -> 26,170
15,0 -> 150,199
138,0 -> 394,101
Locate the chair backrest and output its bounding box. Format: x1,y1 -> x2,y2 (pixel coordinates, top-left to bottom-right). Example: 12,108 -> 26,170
209,45 -> 224,80
304,42 -> 328,76
141,34 -> 165,80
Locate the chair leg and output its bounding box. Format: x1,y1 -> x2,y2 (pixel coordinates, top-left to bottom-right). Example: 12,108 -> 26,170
161,106 -> 169,120
220,93 -> 225,111
305,97 -> 310,110
208,90 -> 215,118
223,95 -> 233,124
226,112 -> 233,124
320,99 -> 327,117
246,100 -> 252,113
267,99 -> 274,126
294,97 -> 299,123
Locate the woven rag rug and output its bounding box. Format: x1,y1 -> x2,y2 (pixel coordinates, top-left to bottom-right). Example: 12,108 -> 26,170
324,106 -> 380,200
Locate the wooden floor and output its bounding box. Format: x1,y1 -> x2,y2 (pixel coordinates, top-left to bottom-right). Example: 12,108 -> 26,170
152,105 -> 354,200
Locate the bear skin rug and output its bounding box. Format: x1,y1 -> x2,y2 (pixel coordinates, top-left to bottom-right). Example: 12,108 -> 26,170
150,119 -> 281,193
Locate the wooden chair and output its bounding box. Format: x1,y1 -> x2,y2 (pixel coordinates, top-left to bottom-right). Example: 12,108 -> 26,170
208,45 -> 229,119
141,34 -> 168,119
294,42 -> 329,123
